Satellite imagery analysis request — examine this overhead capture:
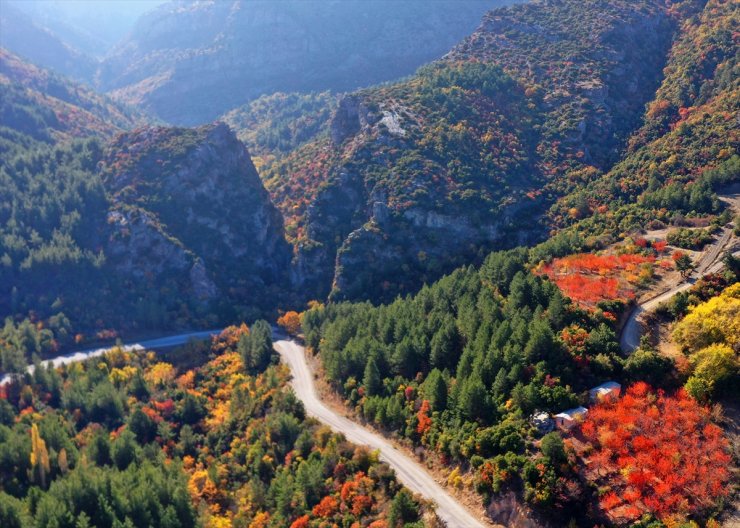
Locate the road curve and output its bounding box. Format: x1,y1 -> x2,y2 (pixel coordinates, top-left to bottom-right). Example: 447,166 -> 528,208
274,338 -> 488,528
619,225 -> 736,353
2,330 -> 488,525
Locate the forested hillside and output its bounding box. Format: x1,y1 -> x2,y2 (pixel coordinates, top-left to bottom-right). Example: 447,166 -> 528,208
0,54 -> 292,349
0,49 -> 144,148
0,123 -> 292,351
1,0 -> 739,526
552,0 -> 739,240
302,240 -> 736,525
250,0 -> 692,304
2,0 -> 737,341
0,324 -> 430,527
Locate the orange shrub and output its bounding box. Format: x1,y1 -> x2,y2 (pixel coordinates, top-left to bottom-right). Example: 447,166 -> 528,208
312,496 -> 339,518
277,311 -> 302,335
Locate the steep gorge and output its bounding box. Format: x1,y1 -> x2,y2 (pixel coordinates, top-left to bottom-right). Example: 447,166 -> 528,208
252,0 -> 687,304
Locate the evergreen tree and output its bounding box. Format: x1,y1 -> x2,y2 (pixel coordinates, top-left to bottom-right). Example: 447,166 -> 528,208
388,489 -> 420,527
423,369 -> 447,411
363,357 -> 382,396
239,320 -> 273,373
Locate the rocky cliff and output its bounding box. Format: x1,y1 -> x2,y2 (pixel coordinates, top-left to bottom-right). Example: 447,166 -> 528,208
100,123 -> 292,314
262,0 -> 684,303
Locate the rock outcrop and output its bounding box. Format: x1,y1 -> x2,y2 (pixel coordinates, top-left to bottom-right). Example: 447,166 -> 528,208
101,122 -> 291,309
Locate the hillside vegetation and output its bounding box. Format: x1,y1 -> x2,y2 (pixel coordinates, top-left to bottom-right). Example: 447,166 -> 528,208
0,54 -> 291,344
0,324 -> 430,527
249,0 -> 693,304
553,0 -> 739,240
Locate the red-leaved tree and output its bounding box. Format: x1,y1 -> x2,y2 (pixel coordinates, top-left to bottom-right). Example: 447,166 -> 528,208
580,382 -> 731,524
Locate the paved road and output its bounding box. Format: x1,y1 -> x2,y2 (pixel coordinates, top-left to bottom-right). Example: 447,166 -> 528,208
620,225 -> 736,353
0,329 -> 220,385
274,338 -> 488,528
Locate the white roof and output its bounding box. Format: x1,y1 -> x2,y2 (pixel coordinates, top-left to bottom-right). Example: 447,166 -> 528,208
590,381 -> 621,392
555,406 -> 588,419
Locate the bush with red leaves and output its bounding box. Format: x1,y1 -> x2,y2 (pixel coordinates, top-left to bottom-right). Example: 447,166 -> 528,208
580,382 -> 731,524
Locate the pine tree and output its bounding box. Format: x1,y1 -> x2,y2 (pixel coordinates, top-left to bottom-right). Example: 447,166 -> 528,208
423,369 -> 447,411
363,357 -> 382,396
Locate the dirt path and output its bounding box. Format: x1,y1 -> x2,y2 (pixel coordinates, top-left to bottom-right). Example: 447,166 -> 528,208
620,185 -> 740,353
274,338 -> 490,528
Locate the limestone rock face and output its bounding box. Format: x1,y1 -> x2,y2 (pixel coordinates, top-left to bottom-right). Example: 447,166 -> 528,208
97,0 -> 503,125
101,122 -> 291,308
284,0 -> 680,304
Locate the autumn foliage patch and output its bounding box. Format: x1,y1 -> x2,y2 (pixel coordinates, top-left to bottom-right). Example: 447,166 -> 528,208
538,252 -> 664,306
579,383 -> 731,524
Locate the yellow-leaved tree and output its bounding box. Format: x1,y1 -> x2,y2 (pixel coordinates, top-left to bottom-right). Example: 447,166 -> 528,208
673,282 -> 740,351
673,283 -> 740,400
30,423 -> 50,488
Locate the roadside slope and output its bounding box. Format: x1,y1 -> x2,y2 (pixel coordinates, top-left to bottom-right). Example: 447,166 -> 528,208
274,338 -> 490,528
620,187 -> 740,352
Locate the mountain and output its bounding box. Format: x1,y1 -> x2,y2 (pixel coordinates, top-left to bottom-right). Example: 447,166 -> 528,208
99,123 -> 292,320
247,0 -> 684,304
0,122 -> 292,332
4,0 -> 165,59
96,0 -> 511,125
0,49 -> 145,146
551,0 -> 738,239
0,53 -> 291,331
0,4 -> 97,83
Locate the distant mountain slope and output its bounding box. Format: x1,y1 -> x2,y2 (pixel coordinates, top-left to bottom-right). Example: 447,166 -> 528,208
5,0 -> 164,59
0,49 -> 145,146
551,0 -> 739,238
252,0 -> 686,303
0,3 -> 97,83
96,0 -> 512,125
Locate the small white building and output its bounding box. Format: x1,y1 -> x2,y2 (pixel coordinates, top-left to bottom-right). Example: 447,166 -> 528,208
554,407 -> 588,431
531,411 -> 555,435
589,381 -> 621,404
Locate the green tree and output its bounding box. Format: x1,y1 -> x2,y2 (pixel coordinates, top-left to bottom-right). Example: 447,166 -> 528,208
363,357 -> 382,396
540,432 -> 566,464
112,429 -> 138,470
129,407 -> 158,444
388,489 -> 420,527
0,492 -> 29,528
623,348 -> 673,385
422,368 -> 447,411
674,252 -> 694,277
239,320 -> 273,373
458,376 -> 490,422
430,318 -> 459,370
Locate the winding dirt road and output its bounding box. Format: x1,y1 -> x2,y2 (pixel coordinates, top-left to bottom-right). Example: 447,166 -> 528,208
2,331 -> 489,526
620,185 -> 740,352
274,338 -> 488,528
